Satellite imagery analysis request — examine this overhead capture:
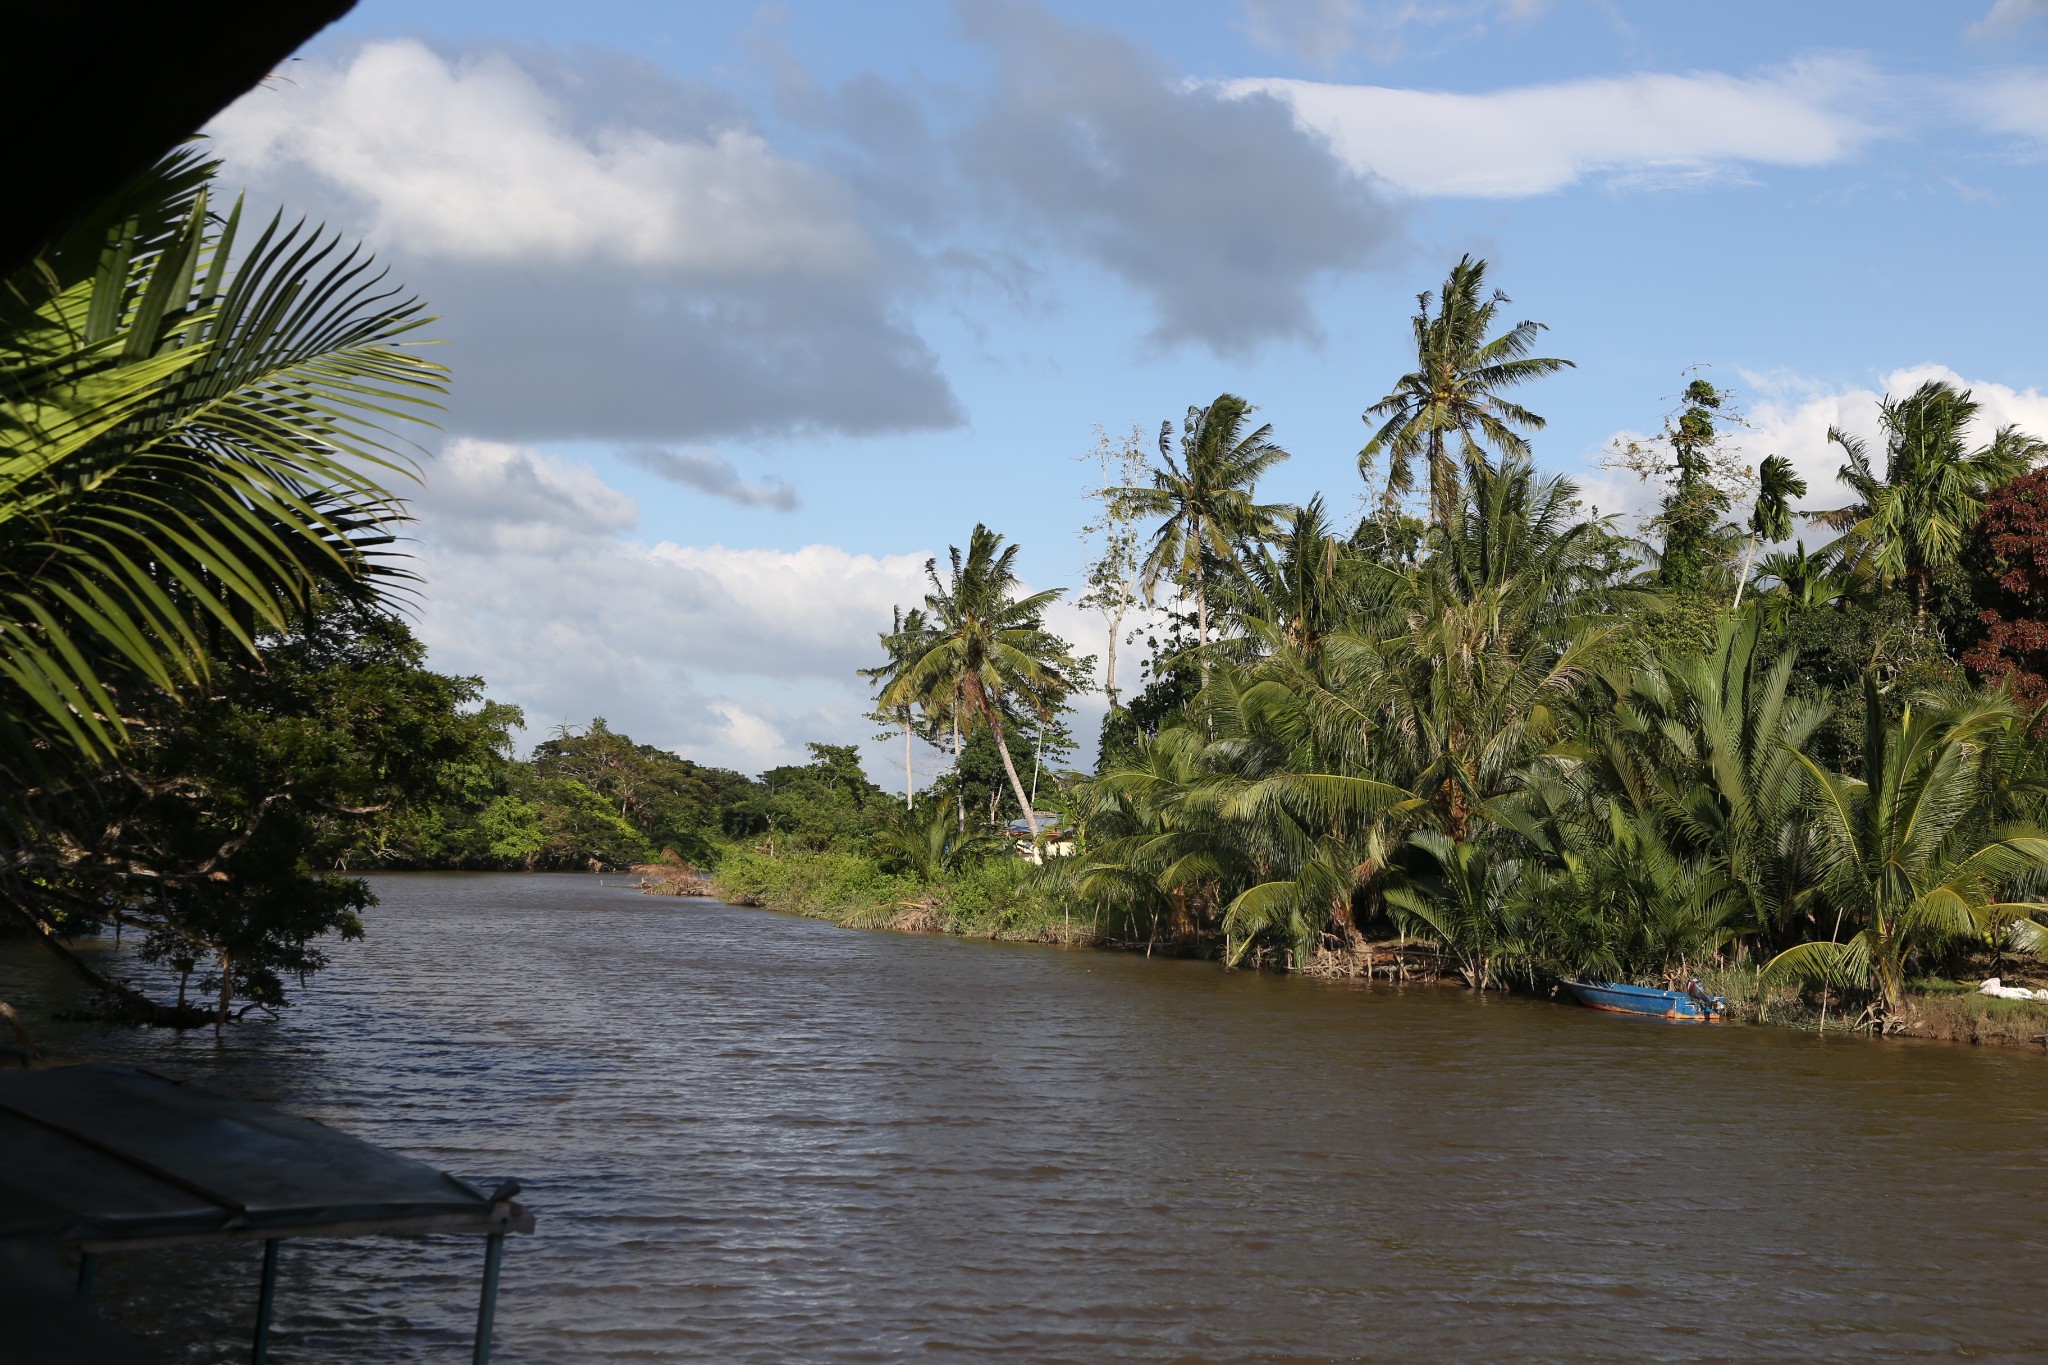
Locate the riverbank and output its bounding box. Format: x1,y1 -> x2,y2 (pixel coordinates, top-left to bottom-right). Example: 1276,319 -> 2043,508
676,849 -> 2048,1051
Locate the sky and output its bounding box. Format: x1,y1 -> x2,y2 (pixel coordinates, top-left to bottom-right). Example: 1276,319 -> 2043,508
207,0 -> 2048,785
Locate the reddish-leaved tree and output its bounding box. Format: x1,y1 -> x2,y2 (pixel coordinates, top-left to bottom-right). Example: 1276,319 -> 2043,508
1962,469 -> 2048,706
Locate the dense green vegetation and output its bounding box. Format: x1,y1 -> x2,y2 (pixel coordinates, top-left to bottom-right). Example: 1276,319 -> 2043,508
0,150 -> 452,1027
854,257 -> 2048,1035
8,151 -> 2048,1043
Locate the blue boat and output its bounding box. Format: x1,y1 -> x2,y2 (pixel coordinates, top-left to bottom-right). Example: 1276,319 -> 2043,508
1563,978 -> 1726,1022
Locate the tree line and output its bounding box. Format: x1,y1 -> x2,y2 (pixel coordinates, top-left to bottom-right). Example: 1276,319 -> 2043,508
8,149 -> 2048,1036
865,256 -> 2048,1029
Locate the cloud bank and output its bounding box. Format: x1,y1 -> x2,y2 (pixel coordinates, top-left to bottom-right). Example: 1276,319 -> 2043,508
407,440 -> 927,771
210,40 -> 961,445
1228,59 -> 1875,196
958,1 -> 1403,353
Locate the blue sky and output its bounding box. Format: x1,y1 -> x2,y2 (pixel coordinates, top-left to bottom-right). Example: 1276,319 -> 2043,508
210,0 -> 2048,780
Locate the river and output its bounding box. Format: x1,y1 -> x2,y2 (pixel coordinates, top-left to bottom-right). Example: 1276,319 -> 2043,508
3,872 -> 2046,1362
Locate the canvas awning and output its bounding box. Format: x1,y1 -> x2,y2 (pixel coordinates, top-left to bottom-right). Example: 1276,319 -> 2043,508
0,1065 -> 533,1363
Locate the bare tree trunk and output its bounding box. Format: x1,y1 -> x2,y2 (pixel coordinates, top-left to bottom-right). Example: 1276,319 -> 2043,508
952,704 -> 964,833
902,718 -> 914,811
1732,533 -> 1758,609
989,713 -> 1040,841
1029,720 -> 1044,808
1104,601 -> 1124,711
1430,428 -> 1453,529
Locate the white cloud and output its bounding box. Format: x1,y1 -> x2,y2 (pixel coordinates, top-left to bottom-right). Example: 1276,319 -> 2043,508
1225,58 -> 1874,196
403,439 -> 1124,780
206,41 -> 961,445
1969,0 -> 2048,40
1579,365 -> 2048,546
1964,68 -> 2048,145
422,438 -> 638,553
211,39 -> 871,274
406,439 -> 931,772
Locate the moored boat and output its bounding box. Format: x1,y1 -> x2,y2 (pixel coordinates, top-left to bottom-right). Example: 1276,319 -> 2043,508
1564,978 -> 1726,1022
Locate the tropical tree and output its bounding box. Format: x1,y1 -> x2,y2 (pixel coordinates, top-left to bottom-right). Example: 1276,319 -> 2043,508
0,148 -> 442,776
1383,831 -> 1535,989
1360,254 -> 1573,527
1762,680 -> 2048,1020
1227,496 -> 1362,665
1078,424 -> 1150,711
1960,468 -> 2048,706
861,605 -> 938,809
1814,380 -> 2044,629
1732,454 -> 1808,609
1753,541 -> 1849,625
886,525 -> 1076,840
874,800 -> 1007,880
1118,393 -> 1289,680
1583,615 -> 1827,948
1346,461 -> 1617,840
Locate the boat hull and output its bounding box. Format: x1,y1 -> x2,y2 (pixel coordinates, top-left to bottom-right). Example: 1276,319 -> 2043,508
1564,979 -> 1723,1022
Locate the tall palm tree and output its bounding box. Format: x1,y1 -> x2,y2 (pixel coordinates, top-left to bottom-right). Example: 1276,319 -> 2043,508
1732,454 -> 1808,609
1814,380 -> 2045,628
1118,394 -> 1289,682
1360,254 -> 1574,528
1763,680 -> 2048,1020
860,606 -> 936,809
1230,496 -> 1359,665
0,148 -> 443,774
1352,461 -> 1617,840
885,525 -> 1075,841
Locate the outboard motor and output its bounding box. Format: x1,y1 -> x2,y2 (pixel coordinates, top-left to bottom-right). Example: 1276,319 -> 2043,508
1685,977 -> 1722,1016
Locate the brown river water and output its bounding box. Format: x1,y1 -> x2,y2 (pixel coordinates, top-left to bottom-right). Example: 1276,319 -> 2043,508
3,872 -> 2047,1362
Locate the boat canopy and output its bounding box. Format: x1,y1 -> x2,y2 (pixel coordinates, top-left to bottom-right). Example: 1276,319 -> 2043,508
0,1065 -> 533,1362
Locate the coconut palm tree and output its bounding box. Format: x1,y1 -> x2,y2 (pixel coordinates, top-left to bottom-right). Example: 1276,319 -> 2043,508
1762,680 -> 2048,1021
1227,496 -> 1361,665
885,525 -> 1075,841
1360,254 -> 1574,528
861,606 -> 937,809
0,148 -> 442,774
1732,454 -> 1807,609
1813,380 -> 2045,629
1350,461 -> 1617,840
1118,394 -> 1289,681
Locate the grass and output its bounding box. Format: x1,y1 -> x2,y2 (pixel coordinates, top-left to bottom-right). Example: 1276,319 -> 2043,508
709,846 -> 1094,944
1687,963 -> 2048,1045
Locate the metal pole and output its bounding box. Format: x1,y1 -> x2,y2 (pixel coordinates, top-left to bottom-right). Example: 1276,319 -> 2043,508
250,1238 -> 279,1364
75,1251 -> 96,1305
472,1232 -> 505,1365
